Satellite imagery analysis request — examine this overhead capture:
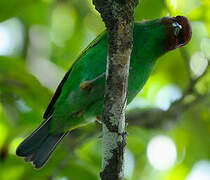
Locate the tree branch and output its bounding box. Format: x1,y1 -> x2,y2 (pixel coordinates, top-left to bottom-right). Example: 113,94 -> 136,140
51,90 -> 210,178
92,0 -> 139,179
51,39 -> 210,178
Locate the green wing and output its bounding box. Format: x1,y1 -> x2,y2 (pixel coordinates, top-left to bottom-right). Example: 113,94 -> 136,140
43,31 -> 106,120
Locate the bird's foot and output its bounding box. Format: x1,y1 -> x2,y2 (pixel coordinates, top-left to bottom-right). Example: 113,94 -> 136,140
80,73 -> 105,90
80,81 -> 92,90
96,115 -> 102,124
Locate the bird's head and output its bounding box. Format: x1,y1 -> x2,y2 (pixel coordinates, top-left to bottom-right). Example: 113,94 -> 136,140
161,16 -> 192,50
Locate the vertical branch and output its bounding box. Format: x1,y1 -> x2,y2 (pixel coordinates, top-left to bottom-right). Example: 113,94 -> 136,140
92,0 -> 139,179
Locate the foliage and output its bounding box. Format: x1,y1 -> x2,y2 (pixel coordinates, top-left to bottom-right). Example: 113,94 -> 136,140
0,0 -> 210,179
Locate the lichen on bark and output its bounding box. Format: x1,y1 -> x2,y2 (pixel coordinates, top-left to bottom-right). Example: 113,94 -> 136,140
92,0 -> 139,179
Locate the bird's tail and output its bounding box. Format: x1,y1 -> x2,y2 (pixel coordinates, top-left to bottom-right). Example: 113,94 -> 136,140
16,117 -> 68,169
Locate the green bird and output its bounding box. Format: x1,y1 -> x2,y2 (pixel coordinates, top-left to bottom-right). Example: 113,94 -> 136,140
16,16 -> 192,168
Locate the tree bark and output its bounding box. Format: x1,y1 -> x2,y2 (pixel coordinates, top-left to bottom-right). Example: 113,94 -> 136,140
92,0 -> 139,179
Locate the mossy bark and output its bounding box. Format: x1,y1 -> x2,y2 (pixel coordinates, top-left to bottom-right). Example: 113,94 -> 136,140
92,0 -> 139,179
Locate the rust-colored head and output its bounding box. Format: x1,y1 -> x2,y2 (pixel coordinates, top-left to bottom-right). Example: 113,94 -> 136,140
161,16 -> 192,51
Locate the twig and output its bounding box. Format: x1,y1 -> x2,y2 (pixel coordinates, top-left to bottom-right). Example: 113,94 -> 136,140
50,90 -> 210,177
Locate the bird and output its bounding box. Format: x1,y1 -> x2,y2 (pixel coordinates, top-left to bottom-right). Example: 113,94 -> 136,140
16,16 -> 192,169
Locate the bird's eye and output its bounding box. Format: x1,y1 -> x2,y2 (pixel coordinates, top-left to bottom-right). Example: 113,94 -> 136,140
172,22 -> 182,37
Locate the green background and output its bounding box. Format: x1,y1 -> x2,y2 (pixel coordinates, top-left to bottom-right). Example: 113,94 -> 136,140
0,0 -> 210,179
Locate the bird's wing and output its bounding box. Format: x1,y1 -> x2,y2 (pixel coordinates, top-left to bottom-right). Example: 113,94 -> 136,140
43,69 -> 71,119
43,31 -> 106,119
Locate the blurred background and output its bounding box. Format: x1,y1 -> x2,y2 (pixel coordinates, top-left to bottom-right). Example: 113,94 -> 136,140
0,0 -> 210,179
